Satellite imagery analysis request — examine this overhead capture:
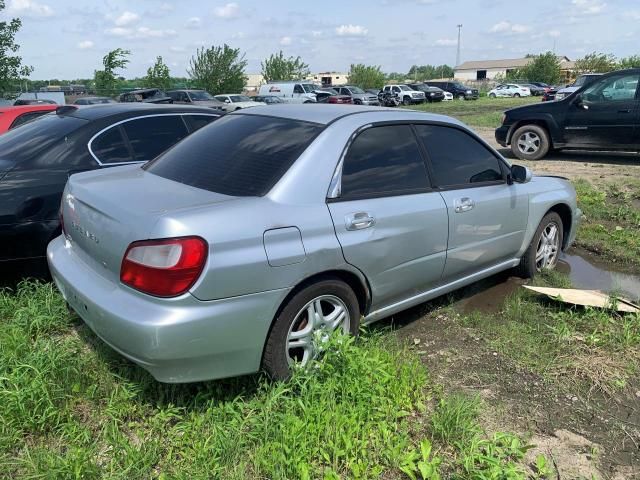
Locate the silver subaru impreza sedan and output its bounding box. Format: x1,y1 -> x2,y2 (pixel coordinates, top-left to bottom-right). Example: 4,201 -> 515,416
48,105 -> 581,382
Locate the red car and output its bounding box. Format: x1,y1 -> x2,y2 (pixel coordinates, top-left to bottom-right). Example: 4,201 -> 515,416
0,105 -> 58,133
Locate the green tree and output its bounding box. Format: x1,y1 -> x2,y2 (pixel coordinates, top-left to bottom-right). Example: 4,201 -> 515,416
574,52 -> 617,74
347,64 -> 386,89
407,64 -> 454,81
188,44 -> 247,94
509,51 -> 562,84
94,48 -> 131,94
0,0 -> 33,93
618,55 -> 640,69
261,51 -> 309,82
144,56 -> 171,89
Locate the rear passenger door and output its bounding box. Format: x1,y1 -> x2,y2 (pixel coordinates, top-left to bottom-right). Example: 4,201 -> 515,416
328,124 -> 449,310
415,124 -> 529,280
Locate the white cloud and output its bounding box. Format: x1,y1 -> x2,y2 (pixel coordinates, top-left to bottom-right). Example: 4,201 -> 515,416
489,21 -> 531,34
160,3 -> 173,11
231,31 -> 245,39
548,29 -> 561,37
7,0 -> 53,17
77,40 -> 94,49
185,16 -> 202,28
280,36 -> 292,46
169,46 -> 186,52
214,3 -> 240,18
434,38 -> 457,46
335,24 -> 368,36
311,30 -> 323,37
114,11 -> 139,26
105,26 -> 177,39
571,0 -> 606,15
627,10 -> 640,20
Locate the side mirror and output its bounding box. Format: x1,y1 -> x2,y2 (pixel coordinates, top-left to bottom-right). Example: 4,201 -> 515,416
574,95 -> 589,110
511,164 -> 532,184
224,99 -> 231,103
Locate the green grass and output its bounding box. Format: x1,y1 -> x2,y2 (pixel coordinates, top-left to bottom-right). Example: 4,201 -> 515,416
406,96 -> 538,128
457,271 -> 640,394
574,179 -> 640,269
0,282 -> 547,479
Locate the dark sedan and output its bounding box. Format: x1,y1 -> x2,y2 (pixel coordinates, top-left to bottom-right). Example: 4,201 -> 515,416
0,103 -> 220,274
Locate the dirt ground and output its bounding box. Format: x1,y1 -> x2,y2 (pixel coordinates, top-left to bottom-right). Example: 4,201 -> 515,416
388,278 -> 640,480
475,126 -> 640,186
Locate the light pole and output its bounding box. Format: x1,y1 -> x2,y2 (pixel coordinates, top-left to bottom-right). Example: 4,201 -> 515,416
456,24 -> 463,68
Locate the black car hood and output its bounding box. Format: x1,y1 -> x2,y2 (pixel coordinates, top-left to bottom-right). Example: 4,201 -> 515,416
506,99 -> 563,116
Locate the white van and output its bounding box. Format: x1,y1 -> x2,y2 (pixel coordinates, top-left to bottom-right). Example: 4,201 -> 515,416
257,82 -> 317,103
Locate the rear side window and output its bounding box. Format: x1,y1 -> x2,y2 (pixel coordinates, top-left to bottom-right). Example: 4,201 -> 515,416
91,126 -> 133,164
185,114 -> 218,132
144,115 -> 322,196
340,125 -> 429,199
415,125 -> 503,187
122,115 -> 188,162
9,111 -> 50,129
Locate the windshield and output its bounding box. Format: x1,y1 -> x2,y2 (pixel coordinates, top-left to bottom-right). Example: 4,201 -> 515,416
189,90 -> 215,101
349,86 -> 365,94
302,84 -> 317,93
230,95 -> 252,102
452,82 -> 466,89
399,85 -> 412,91
0,114 -> 86,162
573,75 -> 599,88
141,90 -> 165,99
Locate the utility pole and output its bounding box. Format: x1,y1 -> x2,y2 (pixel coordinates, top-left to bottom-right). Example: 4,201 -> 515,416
456,24 -> 463,67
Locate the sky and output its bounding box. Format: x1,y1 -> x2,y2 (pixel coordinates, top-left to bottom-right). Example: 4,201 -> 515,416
2,0 -> 638,80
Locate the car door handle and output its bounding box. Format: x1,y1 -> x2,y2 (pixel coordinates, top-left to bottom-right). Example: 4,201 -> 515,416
454,197 -> 475,213
618,109 -> 631,113
345,212 -> 375,230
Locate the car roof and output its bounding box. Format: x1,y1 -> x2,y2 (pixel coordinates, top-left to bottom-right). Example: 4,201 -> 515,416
167,89 -> 205,92
236,104 -> 465,126
64,103 -> 221,121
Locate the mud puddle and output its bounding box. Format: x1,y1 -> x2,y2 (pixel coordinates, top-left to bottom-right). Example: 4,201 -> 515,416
558,249 -> 640,301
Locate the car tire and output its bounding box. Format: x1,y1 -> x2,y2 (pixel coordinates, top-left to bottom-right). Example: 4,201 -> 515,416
304,100 -> 313,104
354,99 -> 362,105
514,93 -> 521,98
510,124 -> 550,161
516,212 -> 564,279
402,96 -> 412,106
457,94 -> 466,100
489,93 -> 496,98
262,278 -> 360,380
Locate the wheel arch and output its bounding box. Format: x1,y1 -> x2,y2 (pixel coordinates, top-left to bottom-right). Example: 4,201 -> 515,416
507,117 -> 557,146
547,203 -> 573,250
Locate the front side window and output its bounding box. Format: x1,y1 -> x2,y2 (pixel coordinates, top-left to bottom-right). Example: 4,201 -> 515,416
293,84 -> 304,94
415,125 -> 503,187
583,74 -> 640,102
144,115 -> 322,196
92,127 -> 133,164
122,115 -> 189,162
340,125 -> 429,199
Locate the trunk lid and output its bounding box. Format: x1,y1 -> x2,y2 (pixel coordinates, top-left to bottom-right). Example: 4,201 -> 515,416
63,165 -> 237,280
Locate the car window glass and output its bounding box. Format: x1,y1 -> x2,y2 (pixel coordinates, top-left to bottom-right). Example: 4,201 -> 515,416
340,125 -> 429,199
583,73 -> 640,102
91,126 -> 133,164
293,84 -> 304,94
416,125 -> 503,187
9,111 -> 50,129
185,114 -> 217,132
122,115 -> 188,162
144,115 -> 321,197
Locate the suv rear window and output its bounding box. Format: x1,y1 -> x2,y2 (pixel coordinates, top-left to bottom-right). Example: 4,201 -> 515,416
144,114 -> 322,196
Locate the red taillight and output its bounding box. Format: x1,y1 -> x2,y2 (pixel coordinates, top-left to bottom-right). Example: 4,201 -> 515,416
120,236 -> 207,297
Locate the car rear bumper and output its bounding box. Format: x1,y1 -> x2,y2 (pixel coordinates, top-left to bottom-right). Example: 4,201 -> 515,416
495,125 -> 509,147
47,235 -> 289,383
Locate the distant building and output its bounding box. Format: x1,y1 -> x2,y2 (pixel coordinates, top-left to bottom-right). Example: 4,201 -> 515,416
245,74 -> 265,92
454,56 -> 576,81
307,72 -> 349,87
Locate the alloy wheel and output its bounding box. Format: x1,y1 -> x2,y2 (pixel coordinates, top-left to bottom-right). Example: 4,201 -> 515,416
535,222 -> 560,270
286,295 -> 351,366
517,131 -> 541,155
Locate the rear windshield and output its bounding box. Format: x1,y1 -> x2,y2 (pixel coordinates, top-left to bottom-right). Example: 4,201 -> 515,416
144,114 -> 322,196
0,114 -> 86,162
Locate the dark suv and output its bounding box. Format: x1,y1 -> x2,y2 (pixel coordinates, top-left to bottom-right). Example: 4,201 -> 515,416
495,69 -> 640,160
407,84 -> 445,102
425,81 -> 479,100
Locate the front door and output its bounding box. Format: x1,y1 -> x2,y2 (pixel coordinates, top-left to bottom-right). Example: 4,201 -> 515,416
414,124 -> 529,280
564,72 -> 640,148
328,124 -> 449,310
